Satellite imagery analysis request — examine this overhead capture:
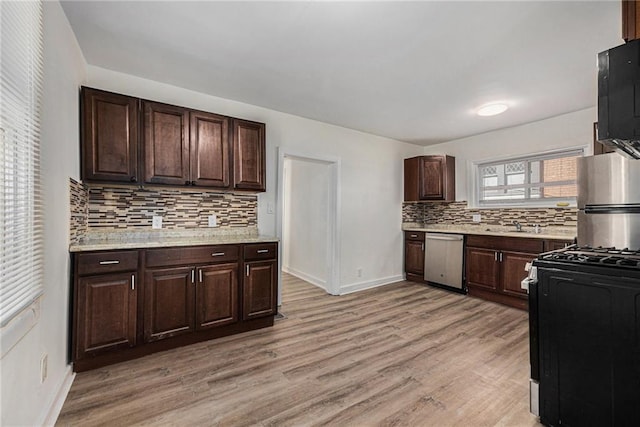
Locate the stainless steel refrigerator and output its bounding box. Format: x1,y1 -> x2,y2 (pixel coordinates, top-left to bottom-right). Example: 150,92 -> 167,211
577,153 -> 640,249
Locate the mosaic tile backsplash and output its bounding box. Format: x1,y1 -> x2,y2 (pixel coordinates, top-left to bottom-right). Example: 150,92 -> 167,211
70,178 -> 88,244
69,178 -> 258,243
403,201 -> 577,228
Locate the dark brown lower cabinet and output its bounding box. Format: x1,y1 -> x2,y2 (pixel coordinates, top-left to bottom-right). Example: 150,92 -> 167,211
403,231 -> 425,282
144,266 -> 195,342
197,263 -> 238,329
75,272 -> 137,360
71,243 -> 278,372
465,235 -> 544,310
243,260 -> 278,320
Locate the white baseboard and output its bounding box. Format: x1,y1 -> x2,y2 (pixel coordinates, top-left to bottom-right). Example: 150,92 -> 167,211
340,275 -> 404,295
40,365 -> 75,426
282,266 -> 327,291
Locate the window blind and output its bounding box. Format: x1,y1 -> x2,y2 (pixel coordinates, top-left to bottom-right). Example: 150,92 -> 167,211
0,0 -> 44,327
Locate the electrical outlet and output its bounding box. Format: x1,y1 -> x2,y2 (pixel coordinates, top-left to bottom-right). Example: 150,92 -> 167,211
357,268 -> 362,278
208,214 -> 217,227
472,214 -> 481,223
152,216 -> 162,229
40,353 -> 48,383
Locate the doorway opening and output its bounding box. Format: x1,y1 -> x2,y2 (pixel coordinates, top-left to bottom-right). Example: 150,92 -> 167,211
276,148 -> 340,307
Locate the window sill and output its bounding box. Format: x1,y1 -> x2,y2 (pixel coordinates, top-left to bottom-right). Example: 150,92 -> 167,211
1,297 -> 41,359
467,202 -> 577,210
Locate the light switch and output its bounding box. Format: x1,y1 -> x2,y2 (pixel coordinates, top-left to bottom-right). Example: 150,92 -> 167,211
472,214 -> 481,223
152,216 -> 162,229
208,215 -> 217,227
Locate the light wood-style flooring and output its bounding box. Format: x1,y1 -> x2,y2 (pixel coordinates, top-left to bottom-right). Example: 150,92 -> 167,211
57,274 -> 540,426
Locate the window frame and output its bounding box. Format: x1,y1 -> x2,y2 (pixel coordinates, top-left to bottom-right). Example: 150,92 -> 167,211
471,146 -> 586,208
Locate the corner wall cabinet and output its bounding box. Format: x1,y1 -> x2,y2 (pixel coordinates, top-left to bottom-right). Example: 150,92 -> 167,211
80,86 -> 264,192
81,88 -> 139,183
404,155 -> 455,202
71,242 -> 278,372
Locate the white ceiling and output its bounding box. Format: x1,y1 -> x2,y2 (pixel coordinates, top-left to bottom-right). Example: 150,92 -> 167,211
61,1 -> 623,146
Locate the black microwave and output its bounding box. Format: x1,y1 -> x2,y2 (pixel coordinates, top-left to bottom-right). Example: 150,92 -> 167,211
597,38 -> 640,159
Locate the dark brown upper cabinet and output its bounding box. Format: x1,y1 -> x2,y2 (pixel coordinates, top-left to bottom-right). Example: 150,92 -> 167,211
81,87 -> 139,183
190,111 -> 230,188
143,103 -> 231,188
404,155 -> 455,202
623,0 -> 640,41
233,119 -> 266,191
80,87 -> 264,192
143,101 -> 190,185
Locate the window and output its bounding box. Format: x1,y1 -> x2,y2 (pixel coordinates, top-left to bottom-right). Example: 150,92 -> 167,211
476,148 -> 584,207
1,1 -> 44,327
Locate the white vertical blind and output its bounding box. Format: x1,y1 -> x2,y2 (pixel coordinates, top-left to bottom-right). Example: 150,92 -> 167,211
0,0 -> 44,327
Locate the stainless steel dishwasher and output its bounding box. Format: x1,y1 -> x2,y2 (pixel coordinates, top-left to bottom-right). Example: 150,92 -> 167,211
424,233 -> 464,292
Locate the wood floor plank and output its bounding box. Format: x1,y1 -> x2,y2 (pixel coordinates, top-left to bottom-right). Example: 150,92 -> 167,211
57,273 -> 540,427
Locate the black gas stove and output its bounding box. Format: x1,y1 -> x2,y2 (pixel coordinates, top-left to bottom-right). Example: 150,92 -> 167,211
538,245 -> 640,269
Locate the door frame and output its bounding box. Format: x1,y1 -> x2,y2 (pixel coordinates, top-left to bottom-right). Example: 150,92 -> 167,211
276,147 -> 341,300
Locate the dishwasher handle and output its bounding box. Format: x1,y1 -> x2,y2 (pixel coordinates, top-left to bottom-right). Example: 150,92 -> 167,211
425,234 -> 464,242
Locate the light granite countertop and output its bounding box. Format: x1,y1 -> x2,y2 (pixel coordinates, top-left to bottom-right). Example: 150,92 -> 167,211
402,223 -> 576,241
70,228 -> 279,252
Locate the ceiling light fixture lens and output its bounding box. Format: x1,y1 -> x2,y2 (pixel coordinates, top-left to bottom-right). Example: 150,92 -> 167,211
477,103 -> 509,117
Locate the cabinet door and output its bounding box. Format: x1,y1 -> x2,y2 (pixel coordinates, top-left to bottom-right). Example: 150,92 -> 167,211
196,263 -> 238,330
233,119 -> 266,191
501,251 -> 534,298
144,266 -> 195,342
76,272 -> 137,360
465,247 -> 500,291
143,101 -> 190,185
243,260 -> 277,320
420,156 -> 445,199
190,111 -> 230,188
81,88 -> 139,183
405,240 -> 425,276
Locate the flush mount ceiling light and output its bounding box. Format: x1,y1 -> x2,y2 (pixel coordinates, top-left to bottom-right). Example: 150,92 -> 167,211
476,103 -> 509,117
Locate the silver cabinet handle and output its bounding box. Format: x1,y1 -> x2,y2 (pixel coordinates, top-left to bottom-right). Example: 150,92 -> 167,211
191,269 -> 195,284
499,252 -> 503,262
211,252 -> 225,257
99,260 -> 120,265
131,274 -> 135,290
199,269 -> 203,282
246,265 -> 250,276
421,243 -> 424,251
257,249 -> 269,254
494,251 -> 498,261
410,234 -> 418,238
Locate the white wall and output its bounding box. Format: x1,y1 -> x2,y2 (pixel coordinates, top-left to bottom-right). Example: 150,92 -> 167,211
87,65 -> 423,293
282,157 -> 330,289
1,2 -> 86,426
423,108 -> 596,202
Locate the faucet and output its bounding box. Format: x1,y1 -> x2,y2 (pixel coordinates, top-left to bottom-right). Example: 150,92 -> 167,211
513,221 -> 523,232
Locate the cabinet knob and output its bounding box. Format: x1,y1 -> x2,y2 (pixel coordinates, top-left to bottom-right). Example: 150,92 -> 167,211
130,176 -> 137,182
185,180 -> 191,186
191,181 -> 196,186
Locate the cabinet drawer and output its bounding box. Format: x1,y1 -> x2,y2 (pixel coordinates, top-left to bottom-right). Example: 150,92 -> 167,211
466,235 -> 544,253
404,231 -> 425,241
76,250 -> 139,275
145,245 -> 239,267
244,243 -> 278,261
